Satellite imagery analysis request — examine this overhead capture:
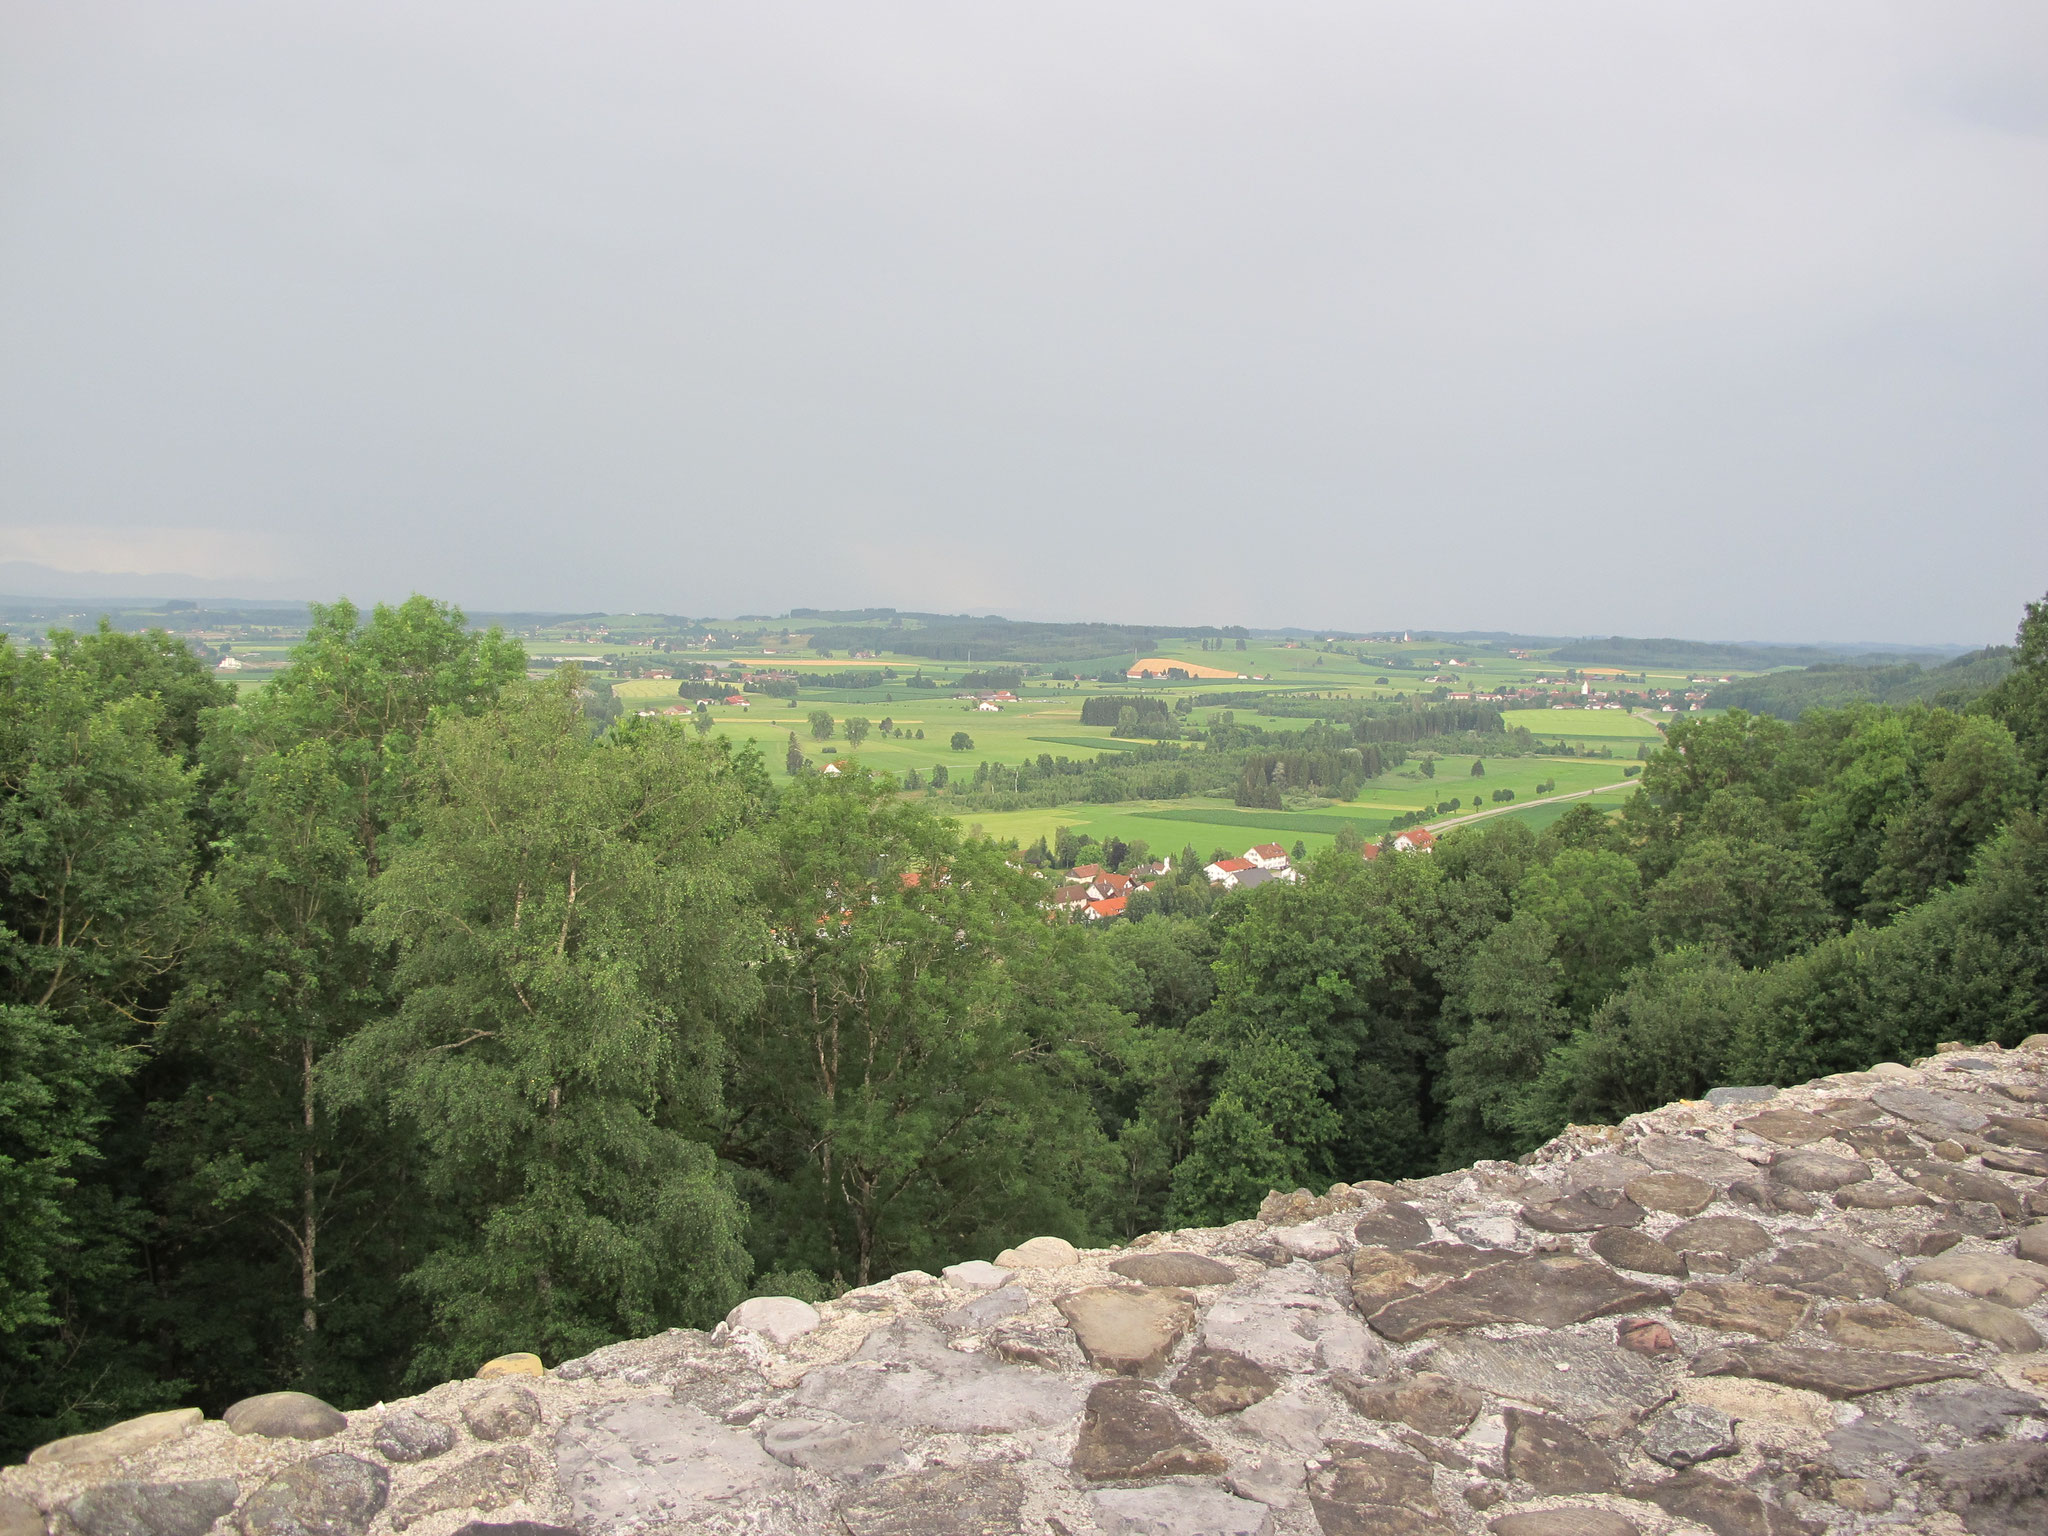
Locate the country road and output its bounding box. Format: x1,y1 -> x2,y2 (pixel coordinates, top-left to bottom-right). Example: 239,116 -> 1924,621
1424,777 -> 1639,833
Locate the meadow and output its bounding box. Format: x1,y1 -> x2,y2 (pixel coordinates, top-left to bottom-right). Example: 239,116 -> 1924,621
943,755 -> 1637,858
595,636 -> 1684,866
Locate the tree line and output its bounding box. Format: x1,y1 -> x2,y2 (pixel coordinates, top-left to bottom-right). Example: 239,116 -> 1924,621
2,592 -> 2044,1462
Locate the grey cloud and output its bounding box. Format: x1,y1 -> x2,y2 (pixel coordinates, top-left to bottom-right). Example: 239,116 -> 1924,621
2,2 -> 2043,640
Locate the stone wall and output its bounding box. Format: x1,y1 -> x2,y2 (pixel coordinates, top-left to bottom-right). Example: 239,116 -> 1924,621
9,1039 -> 2048,1536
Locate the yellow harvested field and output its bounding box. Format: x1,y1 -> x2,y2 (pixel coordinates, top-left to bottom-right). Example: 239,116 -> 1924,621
1126,657 -> 1244,680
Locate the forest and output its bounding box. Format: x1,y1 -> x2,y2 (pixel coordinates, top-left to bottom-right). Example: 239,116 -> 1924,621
1,592 -> 2044,1461
1705,646 -> 2013,719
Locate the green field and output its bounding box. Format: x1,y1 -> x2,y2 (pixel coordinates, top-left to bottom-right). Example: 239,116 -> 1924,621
1503,707 -> 1665,742
645,694 -> 1157,775
578,637 -> 1683,869
922,756 -> 1636,858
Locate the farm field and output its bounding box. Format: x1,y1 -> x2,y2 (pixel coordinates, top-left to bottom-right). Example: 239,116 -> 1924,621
498,626 -> 1708,881
934,757 -> 1635,857
624,686 -> 1342,780
661,696 -> 1153,774
1486,783 -> 1639,832
1502,707 -> 1665,739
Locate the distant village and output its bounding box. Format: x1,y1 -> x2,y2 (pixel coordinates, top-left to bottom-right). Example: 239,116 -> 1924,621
1047,827 -> 1435,921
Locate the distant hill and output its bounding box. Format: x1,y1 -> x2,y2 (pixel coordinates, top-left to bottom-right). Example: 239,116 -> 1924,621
1707,647 -> 2014,719
801,613 -> 1249,663
1546,636 -> 1951,670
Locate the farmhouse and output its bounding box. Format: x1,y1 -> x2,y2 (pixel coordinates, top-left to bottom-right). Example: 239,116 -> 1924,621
214,656 -> 244,671
1083,895 -> 1127,921
1244,843 -> 1289,870
1202,856 -> 1255,887
1392,826 -> 1436,853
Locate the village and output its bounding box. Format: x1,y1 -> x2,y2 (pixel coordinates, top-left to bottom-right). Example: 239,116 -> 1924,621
1046,826 -> 1436,920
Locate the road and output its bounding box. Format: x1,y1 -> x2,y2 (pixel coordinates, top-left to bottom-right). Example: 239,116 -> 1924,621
1424,778 -> 1639,833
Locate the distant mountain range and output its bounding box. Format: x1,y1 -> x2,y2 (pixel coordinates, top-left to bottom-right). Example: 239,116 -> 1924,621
0,571 -> 1992,658
0,560 -> 311,602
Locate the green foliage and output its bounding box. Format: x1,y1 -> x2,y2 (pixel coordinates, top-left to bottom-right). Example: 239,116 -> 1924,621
1709,648 -> 2013,719
1981,592 -> 2048,784
1435,913 -> 1566,1165
1520,948 -> 1755,1134
1648,837 -> 1835,968
1166,1036 -> 1334,1226
1512,849 -> 1648,1016
333,682 -> 763,1375
951,731 -> 974,751
725,775 -> 1123,1286
3,589 -> 2045,1460
0,640 -> 203,1452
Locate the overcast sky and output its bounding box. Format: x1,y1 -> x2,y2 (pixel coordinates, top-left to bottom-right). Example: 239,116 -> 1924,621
3,3 -> 2043,642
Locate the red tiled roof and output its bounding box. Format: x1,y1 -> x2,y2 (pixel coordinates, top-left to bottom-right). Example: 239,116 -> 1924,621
1086,896 -> 1128,918
1249,843 -> 1286,859
1214,858 -> 1254,873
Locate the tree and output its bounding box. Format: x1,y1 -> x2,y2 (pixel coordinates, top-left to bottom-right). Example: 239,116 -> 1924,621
693,712 -> 713,737
930,765 -> 949,789
1290,840 -> 1308,864
330,681 -> 763,1375
878,718 -> 894,735
41,620 -> 236,764
1513,849 -> 1650,1016
727,776 -> 1122,1286
785,733 -> 804,776
1648,836 -> 1835,968
843,717 -> 872,748
1181,853 -> 1498,1195
218,597 -> 524,878
1436,911 -> 1567,1163
1421,757 -> 1436,778
1981,589 -> 2048,785
0,641 -> 205,1454
1522,949 -> 1754,1136
808,710 -> 835,741
951,731 -> 974,752
1470,759 -> 1485,777
151,597 -> 525,1407
1863,715 -> 2030,916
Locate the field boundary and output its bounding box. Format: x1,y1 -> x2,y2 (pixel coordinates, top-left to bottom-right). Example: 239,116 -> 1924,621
1426,779 -> 1637,832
